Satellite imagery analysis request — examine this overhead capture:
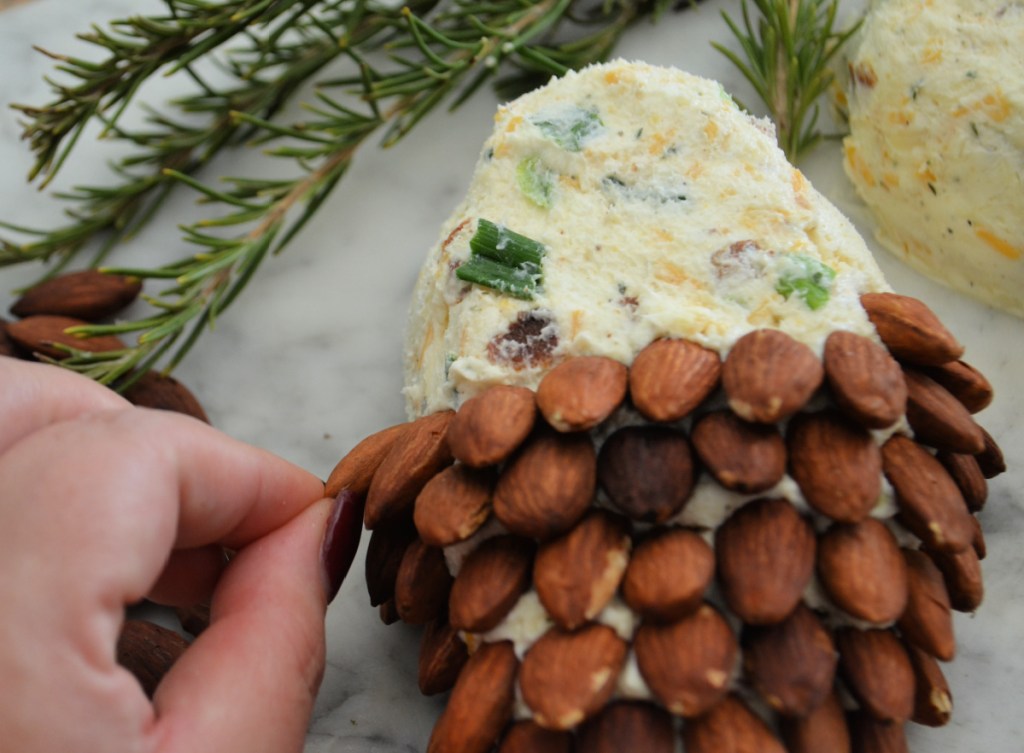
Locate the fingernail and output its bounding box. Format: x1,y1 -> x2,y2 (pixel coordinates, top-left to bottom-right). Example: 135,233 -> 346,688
320,489 -> 366,604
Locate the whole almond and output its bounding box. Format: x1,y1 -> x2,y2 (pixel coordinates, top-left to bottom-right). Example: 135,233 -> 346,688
779,692 -> 851,753
448,535 -> 534,632
536,356 -> 627,432
691,411 -> 785,494
628,338 -> 722,422
448,385 -> 536,467
419,618 -> 469,696
881,435 -> 973,553
906,642 -> 953,727
682,694 -> 786,753
414,464 -> 496,547
379,599 -> 400,625
519,624 -> 628,730
835,628 -> 915,722
116,619 -> 189,698
0,318 -> 23,358
722,329 -> 823,423
427,640 -> 517,753
533,510 -> 630,630
327,422 -> 410,498
970,515 -> 987,560
622,527 -> 714,623
903,368 -> 984,454
597,425 -> 695,522
816,519 -> 908,624
11,269 -> 142,320
923,359 -> 994,414
6,314 -> 125,358
897,549 -> 955,661
975,426 -> 1006,479
364,519 -> 417,607
936,451 -> 987,512
927,543 -> 984,612
174,603 -> 211,637
824,331 -> 907,428
577,702 -> 676,753
860,292 -> 963,366
498,721 -> 572,753
493,430 -> 596,539
715,498 -> 816,625
121,371 -> 209,423
848,712 -> 909,753
634,603 -> 738,717
394,539 -> 453,625
788,411 -> 881,523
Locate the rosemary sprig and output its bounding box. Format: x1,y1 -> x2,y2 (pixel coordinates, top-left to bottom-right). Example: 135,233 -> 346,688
713,0 -> 860,161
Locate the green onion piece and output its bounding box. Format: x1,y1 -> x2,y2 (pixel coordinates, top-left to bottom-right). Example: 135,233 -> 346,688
470,218 -> 546,268
531,106 -> 603,152
516,157 -> 555,208
775,254 -> 837,310
455,255 -> 538,300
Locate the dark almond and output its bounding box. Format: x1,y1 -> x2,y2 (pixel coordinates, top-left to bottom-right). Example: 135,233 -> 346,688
326,422 -> 410,498
882,435 -> 973,553
121,371 -> 209,423
498,721 -> 573,753
364,410 -> 454,529
519,624 -> 628,730
493,430 -> 596,539
536,356 -> 628,432
779,692 -> 851,753
11,269 -> 141,320
0,318 -> 25,358
788,411 -> 882,523
923,360 -> 994,414
597,425 -> 695,522
577,702 -> 676,753
816,519 -> 908,624
715,498 -> 816,625
116,619 -> 189,698
682,694 -> 786,753
928,542 -> 984,612
426,640 -> 518,753
976,426 -> 1006,479
897,549 -> 955,660
722,329 -> 823,423
533,510 -> 630,630
448,385 -> 536,467
906,642 -> 953,727
691,411 -> 785,494
903,368 -> 984,454
174,603 -> 211,637
835,628 -> 915,722
628,338 -> 722,422
634,603 -> 738,717
824,330 -> 907,428
848,712 -> 909,753
364,519 -> 417,607
622,527 -> 714,623
743,604 -> 837,717
449,535 -> 534,632
394,539 -> 453,625
419,619 -> 469,696
379,599 -> 400,625
414,464 -> 496,547
936,451 -> 987,512
6,314 -> 125,358
860,292 -> 963,366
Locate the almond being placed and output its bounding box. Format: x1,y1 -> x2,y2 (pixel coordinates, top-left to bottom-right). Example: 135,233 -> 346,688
419,618 -> 469,696
577,701 -> 676,753
779,691 -> 851,753
928,543 -> 984,612
836,628 -> 915,722
628,338 -> 722,422
116,619 -> 189,698
497,721 -> 572,753
936,451 -> 988,512
722,329 -> 824,423
394,539 -> 453,625
597,425 -> 695,522
691,410 -> 785,494
448,535 -> 534,632
682,694 -> 786,753
622,527 -> 714,623
10,269 -> 142,320
121,370 -> 210,423
923,359 -> 994,414
364,520 -> 417,607
326,422 -> 410,498
860,292 -> 963,366
906,642 -> 953,727
823,330 -> 907,428
903,368 -> 984,454
536,356 -> 627,432
6,314 -> 125,358
898,548 -> 955,660
414,463 -> 496,546
447,385 -> 536,467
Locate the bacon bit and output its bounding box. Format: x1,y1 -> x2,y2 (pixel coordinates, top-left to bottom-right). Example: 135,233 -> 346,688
620,295 -> 639,310
849,62 -> 877,88
442,218 -> 473,252
487,311 -> 558,370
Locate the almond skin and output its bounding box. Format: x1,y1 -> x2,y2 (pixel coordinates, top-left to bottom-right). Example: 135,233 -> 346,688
536,356 -> 628,432
11,269 -> 142,320
936,451 -> 988,512
414,464 -> 496,547
327,422 -> 410,498
448,535 -> 534,632
824,330 -> 907,429
597,425 -> 695,522
923,359 -> 994,414
779,692 -> 851,753
860,292 -> 964,366
6,314 -> 125,358
116,619 -> 189,698
498,722 -> 572,753
927,543 -> 984,612
691,411 -> 785,494
447,385 -> 536,467
577,702 -> 676,753
816,519 -> 908,624
394,539 -> 453,625
976,426 -> 1006,479
628,338 -> 722,422
121,371 -> 209,423
906,642 -> 953,727
622,527 -> 714,623
903,368 -> 985,454
897,548 -> 955,661
836,628 -> 915,722
418,619 -> 468,696
682,694 -> 786,753
848,712 -> 909,753
0,318 -> 22,358
364,520 -> 417,607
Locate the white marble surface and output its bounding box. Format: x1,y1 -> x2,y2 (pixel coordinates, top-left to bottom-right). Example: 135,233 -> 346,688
1,1 -> 1021,751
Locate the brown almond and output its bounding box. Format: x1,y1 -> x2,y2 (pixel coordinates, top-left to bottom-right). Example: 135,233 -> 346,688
533,510 -> 630,630
906,642 -> 953,727
419,619 -> 469,696
498,721 -> 573,753
743,604 -> 837,717
116,619 -> 189,698
835,628 -> 915,722
788,411 -> 882,523
971,515 -> 987,560
634,603 -> 738,717
6,314 -> 125,358
493,430 -> 596,539
936,451 -> 987,512
682,694 -> 786,753
903,368 -> 984,454
715,498 -> 816,625
364,410 -> 454,529
898,549 -> 955,660
11,269 -> 141,320
722,329 -> 823,423
0,318 -> 22,358
597,425 -> 695,522
691,411 -> 785,494
622,527 -> 714,623
928,543 -> 984,612
426,640 -> 517,753
816,519 -> 908,624
520,624 -> 628,730
394,539 -> 453,625
536,356 -> 627,432
824,330 -> 907,428
779,691 -> 852,753
629,338 -> 722,422
577,702 -> 675,753
448,385 -> 536,467
848,712 -> 909,753
860,292 -> 963,366
923,359 -> 994,414
364,519 -> 417,607
121,371 -> 209,423
379,599 -> 400,625
976,426 -> 1006,478
327,422 -> 410,498
881,435 -> 973,553
449,535 -> 534,632
414,464 -> 496,547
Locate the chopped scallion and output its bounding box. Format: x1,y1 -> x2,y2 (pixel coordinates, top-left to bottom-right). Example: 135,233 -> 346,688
516,157 -> 555,208
455,255 -> 539,300
775,254 -> 836,310
531,106 -> 603,152
470,218 -> 546,268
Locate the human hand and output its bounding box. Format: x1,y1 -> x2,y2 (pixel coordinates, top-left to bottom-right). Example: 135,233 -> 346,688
0,357 -> 362,752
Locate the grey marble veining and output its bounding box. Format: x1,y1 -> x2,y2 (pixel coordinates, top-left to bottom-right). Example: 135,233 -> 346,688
1,1 -> 1021,751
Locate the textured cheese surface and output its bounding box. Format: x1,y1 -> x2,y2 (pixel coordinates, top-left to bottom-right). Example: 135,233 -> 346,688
404,61 -> 889,417
843,0 -> 1024,317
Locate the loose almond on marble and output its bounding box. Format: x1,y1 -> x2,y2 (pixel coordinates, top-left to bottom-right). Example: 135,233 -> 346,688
497,721 -> 572,753
835,628 -> 915,722
923,359 -> 994,414
6,314 -> 125,358
936,451 -> 988,512
621,527 -> 714,623
823,330 -> 907,429
975,426 -> 1007,479
447,385 -> 537,467
634,603 -> 738,717
860,292 -> 964,366
628,338 -> 722,422
11,269 -> 142,320
898,549 -> 955,661
419,618 -> 469,696
364,520 -> 417,607
326,422 -> 410,498
788,411 -> 882,523
928,542 -> 984,612
577,702 -> 676,753
448,535 -> 534,632
682,694 -> 787,753
816,518 -> 908,624
519,624 -> 628,730
414,463 -> 496,547
903,368 -> 985,454
848,712 -> 909,753
906,642 -> 953,727
722,328 -> 824,423
597,425 -> 695,522
394,539 -> 453,625
715,498 -> 816,624
536,356 -> 628,432
121,371 -> 210,423
779,691 -> 851,753
533,510 -> 630,630
426,640 -> 518,753
690,411 -> 785,494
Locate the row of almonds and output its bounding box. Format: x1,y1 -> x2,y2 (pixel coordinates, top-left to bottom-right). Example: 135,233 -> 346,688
326,291 -> 1005,753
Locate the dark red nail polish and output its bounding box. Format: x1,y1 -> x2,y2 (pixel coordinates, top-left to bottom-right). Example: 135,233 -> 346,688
321,489 -> 366,604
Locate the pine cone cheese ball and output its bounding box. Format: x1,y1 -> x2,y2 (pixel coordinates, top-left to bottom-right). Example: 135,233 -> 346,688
327,62 -> 1005,752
